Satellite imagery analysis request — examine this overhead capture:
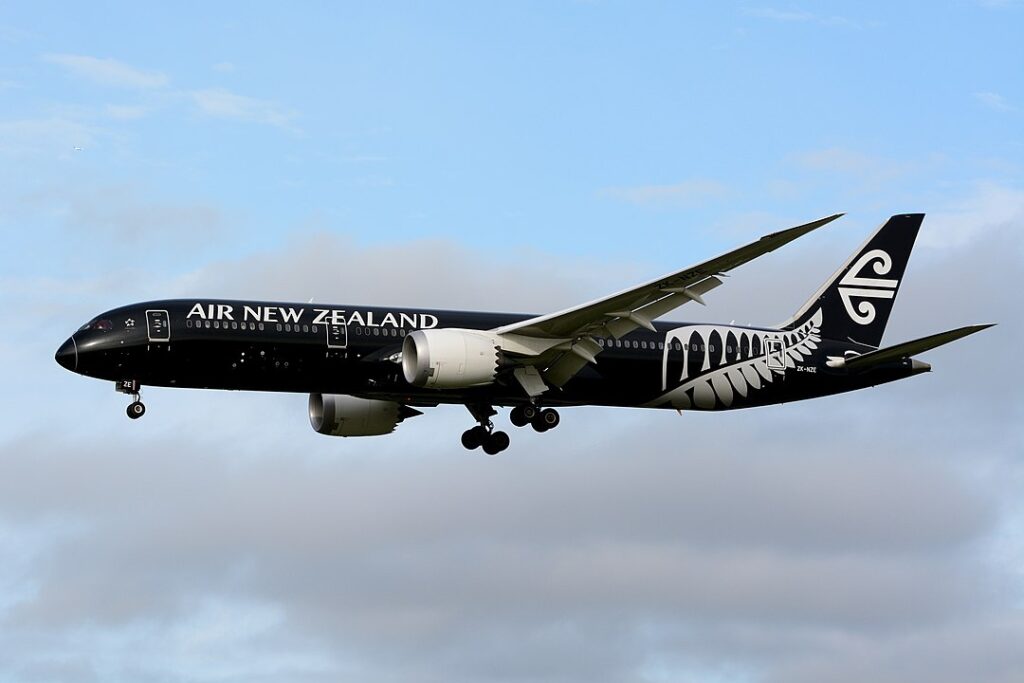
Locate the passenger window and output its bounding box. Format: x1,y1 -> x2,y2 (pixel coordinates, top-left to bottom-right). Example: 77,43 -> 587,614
312,325 -> 318,333
276,324 -> 282,331
186,320 -> 192,328
400,329 -> 407,336
303,325 -> 309,333
231,321 -> 238,330
204,320 -> 211,329
258,323 -> 264,331
373,328 -> 379,336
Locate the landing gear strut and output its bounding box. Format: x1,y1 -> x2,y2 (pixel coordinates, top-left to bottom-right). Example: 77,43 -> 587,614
116,379 -> 146,420
462,404 -> 510,455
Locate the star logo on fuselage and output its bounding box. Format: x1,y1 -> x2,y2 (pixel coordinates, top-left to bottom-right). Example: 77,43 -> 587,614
125,318 -> 135,328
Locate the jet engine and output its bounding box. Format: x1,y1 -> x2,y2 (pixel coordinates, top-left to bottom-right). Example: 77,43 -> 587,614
308,394 -> 421,437
402,328 -> 500,389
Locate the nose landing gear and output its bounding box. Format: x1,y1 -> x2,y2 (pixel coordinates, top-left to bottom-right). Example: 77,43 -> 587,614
116,379 -> 146,420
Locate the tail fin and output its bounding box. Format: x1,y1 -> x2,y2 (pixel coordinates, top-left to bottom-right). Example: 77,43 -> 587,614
779,213 -> 923,348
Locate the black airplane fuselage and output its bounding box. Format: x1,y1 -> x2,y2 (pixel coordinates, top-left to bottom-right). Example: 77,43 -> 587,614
56,214 -> 988,453
56,298 -> 919,411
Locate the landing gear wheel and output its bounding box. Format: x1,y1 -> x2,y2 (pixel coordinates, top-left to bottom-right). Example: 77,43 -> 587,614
461,425 -> 488,450
482,430 -> 510,456
510,405 -> 538,428
127,401 -> 146,419
531,408 -> 559,432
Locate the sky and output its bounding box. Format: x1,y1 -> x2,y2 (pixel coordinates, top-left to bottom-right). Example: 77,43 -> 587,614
0,2 -> 1022,682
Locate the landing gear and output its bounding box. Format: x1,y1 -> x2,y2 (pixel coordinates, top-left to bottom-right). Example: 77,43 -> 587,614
531,408 -> 560,432
509,405 -> 538,427
116,379 -> 146,420
462,404 -> 561,453
462,404 -> 510,455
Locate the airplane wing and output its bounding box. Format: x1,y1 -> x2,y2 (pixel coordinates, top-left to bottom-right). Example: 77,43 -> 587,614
492,213 -> 843,390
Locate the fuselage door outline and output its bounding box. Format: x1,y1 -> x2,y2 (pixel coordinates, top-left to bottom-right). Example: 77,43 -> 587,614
145,309 -> 171,343
327,317 -> 348,349
765,337 -> 786,370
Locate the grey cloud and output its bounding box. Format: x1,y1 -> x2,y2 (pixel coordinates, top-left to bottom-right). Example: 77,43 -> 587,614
172,231 -> 626,314
19,184 -> 227,247
4,183 -> 1022,683
0,407 -> 1009,682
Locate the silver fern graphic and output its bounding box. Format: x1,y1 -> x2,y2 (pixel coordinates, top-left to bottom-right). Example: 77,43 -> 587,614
651,309 -> 822,409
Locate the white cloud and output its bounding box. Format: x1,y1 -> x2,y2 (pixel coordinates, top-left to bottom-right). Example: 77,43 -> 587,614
43,53 -> 168,89
601,179 -> 729,206
743,6 -> 861,28
920,181 -> 1024,248
0,116 -> 98,157
105,103 -> 150,120
974,91 -> 1017,112
189,87 -> 299,131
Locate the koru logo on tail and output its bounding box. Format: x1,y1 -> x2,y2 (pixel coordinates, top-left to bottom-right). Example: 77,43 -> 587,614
838,249 -> 898,325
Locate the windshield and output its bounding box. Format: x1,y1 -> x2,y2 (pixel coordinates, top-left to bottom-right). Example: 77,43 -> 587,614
78,318 -> 113,332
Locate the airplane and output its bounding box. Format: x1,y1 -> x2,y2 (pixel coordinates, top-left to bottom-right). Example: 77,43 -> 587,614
55,213 -> 992,454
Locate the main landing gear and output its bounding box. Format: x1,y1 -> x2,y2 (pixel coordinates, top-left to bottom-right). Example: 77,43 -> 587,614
116,379 -> 146,420
509,405 -> 560,432
461,404 -> 561,454
462,404 -> 510,455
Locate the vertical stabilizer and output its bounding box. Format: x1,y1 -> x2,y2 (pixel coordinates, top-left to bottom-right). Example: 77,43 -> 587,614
778,213 -> 923,348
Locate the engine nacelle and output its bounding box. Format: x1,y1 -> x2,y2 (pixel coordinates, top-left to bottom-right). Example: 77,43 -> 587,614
402,328 -> 500,389
308,394 -> 417,437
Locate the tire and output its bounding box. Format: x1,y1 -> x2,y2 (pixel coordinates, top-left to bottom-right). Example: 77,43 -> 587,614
522,405 -> 538,421
482,431 -> 509,456
490,431 -> 510,452
509,407 -> 528,427
531,414 -> 549,432
461,426 -> 487,450
127,401 -> 146,419
541,408 -> 560,429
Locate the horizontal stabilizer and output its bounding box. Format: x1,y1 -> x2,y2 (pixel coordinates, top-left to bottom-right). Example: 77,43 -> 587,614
836,324 -> 994,372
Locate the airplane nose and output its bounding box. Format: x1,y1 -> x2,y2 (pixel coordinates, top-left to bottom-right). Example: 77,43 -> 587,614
55,337 -> 78,372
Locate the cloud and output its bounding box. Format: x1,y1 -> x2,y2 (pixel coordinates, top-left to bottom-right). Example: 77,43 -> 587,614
43,53 -> 168,89
3,183 -> 1022,683
919,181 -> 1024,248
974,91 -> 1018,112
0,116 -> 98,157
788,146 -> 939,194
601,179 -> 729,206
39,53 -> 298,132
105,103 -> 150,120
189,88 -> 300,131
19,184 -> 227,247
742,6 -> 861,28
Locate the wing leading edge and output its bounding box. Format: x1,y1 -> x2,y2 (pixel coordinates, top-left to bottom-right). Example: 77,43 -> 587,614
492,213 -> 844,392
495,213 -> 843,340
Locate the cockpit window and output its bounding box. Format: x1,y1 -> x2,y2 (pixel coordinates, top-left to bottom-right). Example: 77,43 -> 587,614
78,318 -> 113,332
